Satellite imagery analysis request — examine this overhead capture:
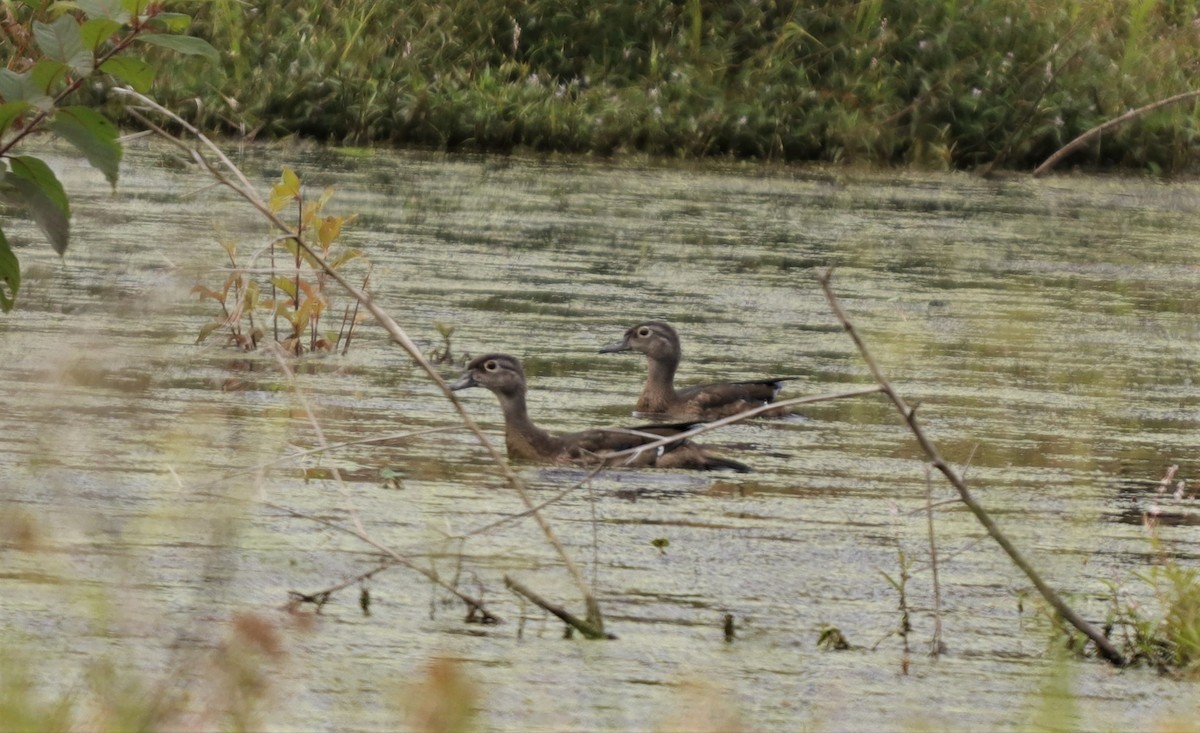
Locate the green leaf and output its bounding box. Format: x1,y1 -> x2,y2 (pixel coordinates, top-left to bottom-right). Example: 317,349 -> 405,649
78,0 -> 130,23
0,226 -> 19,312
49,107 -> 122,188
146,13 -> 191,32
81,18 -> 122,51
0,70 -> 53,110
33,17 -> 93,75
0,70 -> 24,102
121,0 -> 152,16
271,276 -> 298,300
98,57 -> 155,93
0,100 -> 33,138
136,33 -> 219,61
31,59 -> 69,94
281,237 -> 322,269
327,248 -> 363,270
5,156 -> 71,255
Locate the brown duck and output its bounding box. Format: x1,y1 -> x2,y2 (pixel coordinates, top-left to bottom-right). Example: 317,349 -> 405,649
449,353 -> 751,472
599,321 -> 791,420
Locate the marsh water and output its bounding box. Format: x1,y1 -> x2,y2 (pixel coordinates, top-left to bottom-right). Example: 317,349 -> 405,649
2,141 -> 1200,731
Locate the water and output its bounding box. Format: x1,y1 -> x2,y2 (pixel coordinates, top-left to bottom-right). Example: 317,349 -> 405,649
2,141 -> 1199,730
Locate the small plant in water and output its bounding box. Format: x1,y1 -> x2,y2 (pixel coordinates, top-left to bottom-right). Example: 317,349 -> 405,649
379,467 -> 403,490
1099,514 -> 1200,675
428,320 -> 459,364
875,541 -> 915,673
817,625 -> 851,651
194,167 -> 368,355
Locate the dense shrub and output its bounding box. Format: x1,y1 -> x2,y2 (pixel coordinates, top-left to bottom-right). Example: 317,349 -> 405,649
146,0 -> 1200,171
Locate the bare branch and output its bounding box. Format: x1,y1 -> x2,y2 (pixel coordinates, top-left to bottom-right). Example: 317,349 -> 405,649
505,575 -> 615,640
1033,90 -> 1200,177
818,269 -> 1125,667
599,385 -> 883,463
269,502 -> 500,624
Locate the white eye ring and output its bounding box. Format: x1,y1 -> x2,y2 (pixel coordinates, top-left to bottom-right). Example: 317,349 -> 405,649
637,327 -> 651,337
484,360 -> 498,371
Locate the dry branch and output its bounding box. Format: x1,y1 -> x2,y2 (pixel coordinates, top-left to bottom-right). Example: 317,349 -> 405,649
1032,90 -> 1200,177
598,385 -> 883,463
505,575 -> 615,640
287,562 -> 394,613
924,466 -> 945,656
269,502 -> 500,624
817,269 -> 1125,667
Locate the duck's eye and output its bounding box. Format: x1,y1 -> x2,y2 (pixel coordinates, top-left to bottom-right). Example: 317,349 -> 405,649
484,360 -> 498,371
637,327 -> 651,337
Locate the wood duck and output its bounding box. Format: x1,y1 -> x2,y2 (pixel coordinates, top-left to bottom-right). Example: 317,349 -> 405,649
449,353 -> 751,472
599,321 -> 790,420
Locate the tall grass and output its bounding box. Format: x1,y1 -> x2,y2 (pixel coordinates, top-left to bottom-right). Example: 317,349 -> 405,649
136,0 -> 1200,168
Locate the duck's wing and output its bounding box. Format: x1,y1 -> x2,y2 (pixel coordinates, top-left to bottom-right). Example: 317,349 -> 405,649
679,379 -> 790,409
562,422 -> 699,457
561,422 -> 751,472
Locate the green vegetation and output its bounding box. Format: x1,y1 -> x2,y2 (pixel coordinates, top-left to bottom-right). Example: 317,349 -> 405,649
1101,529 -> 1200,675
0,0 -> 217,311
152,0 -> 1200,171
193,167 -> 368,354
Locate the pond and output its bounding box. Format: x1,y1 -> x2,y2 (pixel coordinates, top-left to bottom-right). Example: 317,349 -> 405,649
2,140 -> 1199,731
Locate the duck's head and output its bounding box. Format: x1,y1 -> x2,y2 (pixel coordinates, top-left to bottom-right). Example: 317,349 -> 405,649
449,353 -> 527,398
599,321 -> 681,361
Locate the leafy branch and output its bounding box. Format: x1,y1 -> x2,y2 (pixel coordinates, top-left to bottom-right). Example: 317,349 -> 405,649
0,0 -> 218,312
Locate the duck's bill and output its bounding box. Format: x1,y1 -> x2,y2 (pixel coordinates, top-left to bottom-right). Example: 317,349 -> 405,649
598,339 -> 630,354
448,373 -> 476,390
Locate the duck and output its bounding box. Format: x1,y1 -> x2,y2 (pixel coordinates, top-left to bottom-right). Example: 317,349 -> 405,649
599,321 -> 791,420
449,353 -> 751,472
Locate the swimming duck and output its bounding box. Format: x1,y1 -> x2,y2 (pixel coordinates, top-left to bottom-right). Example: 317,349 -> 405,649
599,321 -> 790,420
449,353 -> 750,472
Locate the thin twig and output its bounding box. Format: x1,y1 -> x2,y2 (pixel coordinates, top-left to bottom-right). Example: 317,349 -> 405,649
599,385 -> 883,462
460,465 -> 606,538
268,343 -> 368,538
287,562 -> 395,611
925,465 -> 945,656
268,502 -> 500,624
1033,90 -> 1200,177
505,575 -> 614,639
176,426 -> 460,498
818,269 -> 1125,667
341,266 -> 370,356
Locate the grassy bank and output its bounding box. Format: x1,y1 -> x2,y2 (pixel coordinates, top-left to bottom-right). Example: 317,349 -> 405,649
133,0 -> 1200,171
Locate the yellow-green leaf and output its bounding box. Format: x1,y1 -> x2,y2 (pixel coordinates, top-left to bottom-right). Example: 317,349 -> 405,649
278,167 -> 300,196
318,215 -> 343,250
269,168 -> 301,213
328,248 -> 364,270
271,276 -> 297,300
